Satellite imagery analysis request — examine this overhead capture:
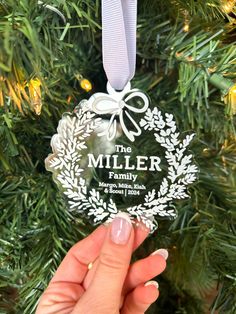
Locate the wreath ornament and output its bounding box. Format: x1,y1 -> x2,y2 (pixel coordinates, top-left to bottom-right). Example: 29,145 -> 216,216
45,84 -> 198,232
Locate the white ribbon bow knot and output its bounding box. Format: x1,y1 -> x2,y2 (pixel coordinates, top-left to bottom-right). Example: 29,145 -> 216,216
86,85 -> 149,142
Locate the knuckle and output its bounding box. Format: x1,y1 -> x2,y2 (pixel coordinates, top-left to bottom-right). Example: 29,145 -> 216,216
133,270 -> 145,283
99,251 -> 127,270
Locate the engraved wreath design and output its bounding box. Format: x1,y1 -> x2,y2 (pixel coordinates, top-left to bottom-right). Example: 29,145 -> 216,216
45,104 -> 198,231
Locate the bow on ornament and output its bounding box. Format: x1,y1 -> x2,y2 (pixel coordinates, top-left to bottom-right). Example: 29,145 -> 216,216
86,83 -> 149,142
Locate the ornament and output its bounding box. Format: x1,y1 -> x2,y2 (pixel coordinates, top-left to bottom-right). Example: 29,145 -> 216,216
80,78 -> 92,92
224,83 -> 236,115
0,65 -> 43,114
6,79 -> 24,113
209,73 -> 236,115
220,0 -> 236,14
0,82 -> 3,107
67,95 -> 72,104
183,10 -> 190,32
28,78 -> 42,115
183,23 -> 189,33
45,83 -> 198,231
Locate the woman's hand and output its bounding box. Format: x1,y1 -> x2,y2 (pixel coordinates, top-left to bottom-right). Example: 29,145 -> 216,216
36,213 -> 168,314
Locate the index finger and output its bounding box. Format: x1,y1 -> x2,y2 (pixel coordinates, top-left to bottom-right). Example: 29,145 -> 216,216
50,224 -> 107,284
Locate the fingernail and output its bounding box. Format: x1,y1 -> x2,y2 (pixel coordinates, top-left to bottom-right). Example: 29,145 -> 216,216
144,280 -> 159,289
110,212 -> 132,245
151,248 -> 168,260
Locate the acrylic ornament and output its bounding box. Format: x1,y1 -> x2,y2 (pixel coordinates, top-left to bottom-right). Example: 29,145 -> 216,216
45,83 -> 198,231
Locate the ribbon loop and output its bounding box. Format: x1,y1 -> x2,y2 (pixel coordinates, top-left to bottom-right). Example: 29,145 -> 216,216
102,0 -> 137,91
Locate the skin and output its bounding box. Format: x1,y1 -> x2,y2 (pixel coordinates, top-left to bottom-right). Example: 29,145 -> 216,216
36,222 -> 166,314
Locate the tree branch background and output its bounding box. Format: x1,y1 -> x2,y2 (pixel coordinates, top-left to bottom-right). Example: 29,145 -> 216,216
0,0 -> 236,313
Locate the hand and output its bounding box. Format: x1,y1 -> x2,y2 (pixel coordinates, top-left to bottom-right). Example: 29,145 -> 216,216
36,213 -> 168,314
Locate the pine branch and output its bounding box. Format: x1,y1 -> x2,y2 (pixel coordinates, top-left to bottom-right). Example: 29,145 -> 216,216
0,1 -> 236,313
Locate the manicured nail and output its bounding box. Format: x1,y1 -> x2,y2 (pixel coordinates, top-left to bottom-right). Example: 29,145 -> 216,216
144,280 -> 159,289
110,212 -> 132,245
151,248 -> 168,260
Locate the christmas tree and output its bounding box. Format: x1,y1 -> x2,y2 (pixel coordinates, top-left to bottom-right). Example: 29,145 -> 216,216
0,0 -> 236,313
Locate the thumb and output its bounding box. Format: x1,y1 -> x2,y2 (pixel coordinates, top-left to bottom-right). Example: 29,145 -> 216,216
92,212 -> 134,294
82,213 -> 134,310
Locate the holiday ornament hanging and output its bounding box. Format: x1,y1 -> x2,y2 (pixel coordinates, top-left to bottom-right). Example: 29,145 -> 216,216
45,83 -> 198,231
45,0 -> 198,231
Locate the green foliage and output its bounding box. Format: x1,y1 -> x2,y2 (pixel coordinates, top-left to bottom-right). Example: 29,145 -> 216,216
0,0 -> 236,313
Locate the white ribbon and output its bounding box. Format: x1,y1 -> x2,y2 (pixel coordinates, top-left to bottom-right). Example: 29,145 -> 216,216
86,83 -> 149,142
86,1 -> 143,141
102,0 -> 137,90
